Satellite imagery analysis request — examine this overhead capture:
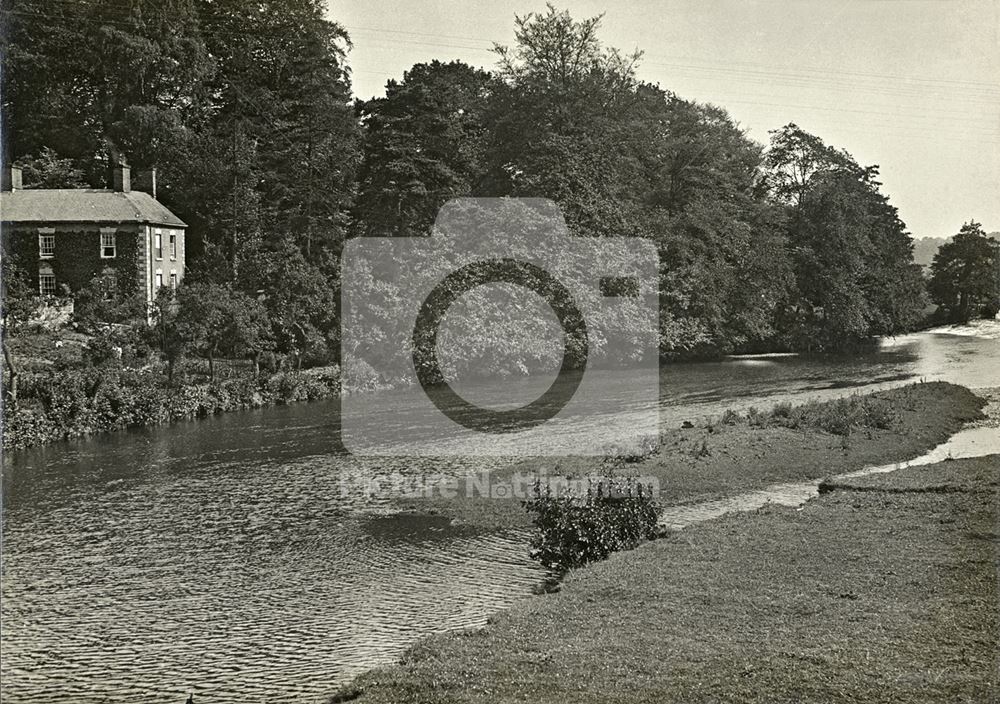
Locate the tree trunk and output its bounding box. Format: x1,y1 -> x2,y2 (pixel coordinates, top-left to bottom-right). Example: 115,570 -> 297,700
208,353 -> 215,382
3,341 -> 18,408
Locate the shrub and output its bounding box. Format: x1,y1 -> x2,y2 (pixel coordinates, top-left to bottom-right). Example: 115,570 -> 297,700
775,393 -> 901,436
771,401 -> 793,419
721,408 -> 742,425
522,475 -> 660,572
746,406 -> 766,427
266,370 -> 336,403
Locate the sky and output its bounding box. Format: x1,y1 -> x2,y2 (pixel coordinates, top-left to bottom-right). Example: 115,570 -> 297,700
329,0 -> 999,239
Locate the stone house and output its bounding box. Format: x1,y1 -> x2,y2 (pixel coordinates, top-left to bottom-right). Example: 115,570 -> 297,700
0,164 -> 187,309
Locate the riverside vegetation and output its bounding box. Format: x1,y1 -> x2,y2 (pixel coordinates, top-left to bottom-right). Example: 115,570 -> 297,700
1,313 -> 342,450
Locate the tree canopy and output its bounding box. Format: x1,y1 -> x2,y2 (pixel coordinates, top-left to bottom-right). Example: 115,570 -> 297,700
1,2 -> 963,378
929,222 -> 1000,322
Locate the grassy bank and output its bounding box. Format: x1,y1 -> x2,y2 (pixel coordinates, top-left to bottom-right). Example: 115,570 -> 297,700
344,454 -> 999,703
393,382 -> 986,530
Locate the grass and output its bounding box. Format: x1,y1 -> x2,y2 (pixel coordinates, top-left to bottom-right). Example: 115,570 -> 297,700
391,382 -> 986,531
342,454 -> 1000,703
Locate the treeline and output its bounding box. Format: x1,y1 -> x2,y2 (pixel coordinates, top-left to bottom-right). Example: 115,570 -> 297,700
1,2 -> 962,372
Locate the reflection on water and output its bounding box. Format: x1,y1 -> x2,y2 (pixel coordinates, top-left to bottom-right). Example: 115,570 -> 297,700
2,322 -> 999,702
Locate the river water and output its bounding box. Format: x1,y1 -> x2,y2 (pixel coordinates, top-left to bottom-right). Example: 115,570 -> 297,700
2,321 -> 998,703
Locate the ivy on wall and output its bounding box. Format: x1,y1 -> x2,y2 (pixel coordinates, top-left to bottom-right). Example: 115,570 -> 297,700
5,226 -> 142,298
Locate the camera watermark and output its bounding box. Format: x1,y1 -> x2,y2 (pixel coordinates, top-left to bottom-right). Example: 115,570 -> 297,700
341,198 -> 659,455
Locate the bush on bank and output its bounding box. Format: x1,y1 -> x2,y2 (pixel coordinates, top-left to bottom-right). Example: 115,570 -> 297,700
730,392 -> 901,436
2,365 -> 340,451
522,475 -> 661,572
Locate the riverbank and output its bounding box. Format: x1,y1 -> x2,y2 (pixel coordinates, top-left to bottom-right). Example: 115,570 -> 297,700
5,318 -> 997,452
343,453 -> 999,703
1,365 -> 341,451
391,381 -> 987,530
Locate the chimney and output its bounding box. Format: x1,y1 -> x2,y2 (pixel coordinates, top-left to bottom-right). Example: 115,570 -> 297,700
2,166 -> 22,191
133,168 -> 157,199
113,163 -> 131,192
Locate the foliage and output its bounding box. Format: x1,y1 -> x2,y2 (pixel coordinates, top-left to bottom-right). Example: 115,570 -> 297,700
928,221 -> 1000,322
355,60 -> 493,238
1,249 -> 41,334
72,269 -> 146,329
14,147 -> 87,188
2,3 -> 941,397
522,474 -> 660,572
2,361 -> 340,450
724,393 -> 900,436
168,281 -> 273,378
765,124 -> 927,350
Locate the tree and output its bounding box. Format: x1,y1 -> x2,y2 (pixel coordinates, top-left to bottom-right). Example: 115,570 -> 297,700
72,269 -> 146,330
2,0 -> 214,178
634,93 -> 793,356
355,61 -> 493,237
240,242 -> 337,369
765,124 -> 926,349
171,282 -> 273,381
483,4 -> 644,236
193,0 -> 359,262
14,147 -> 87,188
0,250 -> 39,407
929,222 -> 1000,322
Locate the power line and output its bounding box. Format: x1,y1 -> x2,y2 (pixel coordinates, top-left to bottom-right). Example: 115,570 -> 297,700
14,0 -> 1000,94
6,3 -> 998,141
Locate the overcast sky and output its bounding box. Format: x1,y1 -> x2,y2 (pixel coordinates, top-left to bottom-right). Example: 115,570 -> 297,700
330,0 -> 999,239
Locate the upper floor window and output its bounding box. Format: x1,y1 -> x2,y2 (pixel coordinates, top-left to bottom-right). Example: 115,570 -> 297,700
169,233 -> 177,259
154,231 -> 163,259
101,231 -> 116,258
39,273 -> 56,297
39,233 -> 55,258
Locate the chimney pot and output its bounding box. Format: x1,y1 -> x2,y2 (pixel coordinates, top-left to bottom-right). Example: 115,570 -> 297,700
2,166 -> 22,191
113,164 -> 131,193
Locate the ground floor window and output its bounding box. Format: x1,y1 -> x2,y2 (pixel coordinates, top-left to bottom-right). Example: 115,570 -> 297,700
155,273 -> 163,289
169,272 -> 177,289
39,273 -> 56,297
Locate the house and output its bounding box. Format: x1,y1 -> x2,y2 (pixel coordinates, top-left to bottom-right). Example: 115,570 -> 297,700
0,164 -> 187,309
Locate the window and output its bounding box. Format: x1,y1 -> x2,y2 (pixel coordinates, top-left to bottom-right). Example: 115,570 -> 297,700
39,234 -> 55,258
169,233 -> 177,259
155,273 -> 163,289
101,231 -> 116,258
39,273 -> 56,297
169,273 -> 178,290
154,231 -> 162,259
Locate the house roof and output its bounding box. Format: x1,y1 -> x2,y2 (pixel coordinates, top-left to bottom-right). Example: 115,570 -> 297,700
0,188 -> 187,228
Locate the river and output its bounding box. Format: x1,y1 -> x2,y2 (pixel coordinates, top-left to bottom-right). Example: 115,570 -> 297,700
2,321 -> 998,703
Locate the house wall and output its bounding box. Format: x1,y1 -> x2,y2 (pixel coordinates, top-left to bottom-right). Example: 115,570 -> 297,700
145,226 -> 186,302
2,223 -> 183,306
